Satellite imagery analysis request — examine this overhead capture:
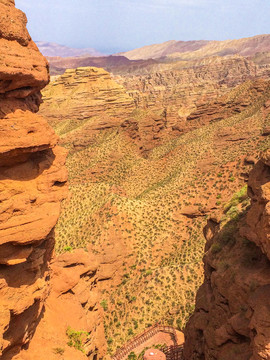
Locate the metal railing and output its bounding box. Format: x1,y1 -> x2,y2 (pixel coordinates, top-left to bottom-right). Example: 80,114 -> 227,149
112,323 -> 182,360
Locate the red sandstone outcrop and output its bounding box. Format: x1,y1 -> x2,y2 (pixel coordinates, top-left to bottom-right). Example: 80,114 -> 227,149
119,111 -> 167,155
17,249 -> 106,360
0,2 -> 66,358
40,66 -> 170,155
0,2 -> 106,359
40,66 -> 136,148
183,150 -> 270,360
185,79 -> 270,129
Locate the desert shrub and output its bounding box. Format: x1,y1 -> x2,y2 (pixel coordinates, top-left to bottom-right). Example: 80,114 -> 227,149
66,326 -> 88,353
128,352 -> 137,360
224,185 -> 248,212
63,245 -> 73,252
101,299 -> 108,311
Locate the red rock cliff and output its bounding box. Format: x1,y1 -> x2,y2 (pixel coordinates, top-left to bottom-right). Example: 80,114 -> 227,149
0,3 -> 107,360
183,150 -> 270,360
0,1 -> 68,358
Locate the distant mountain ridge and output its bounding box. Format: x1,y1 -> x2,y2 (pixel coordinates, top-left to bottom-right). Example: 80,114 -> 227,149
36,41 -> 104,57
47,55 -> 157,76
38,35 -> 270,61
44,34 -> 270,77
119,34 -> 270,60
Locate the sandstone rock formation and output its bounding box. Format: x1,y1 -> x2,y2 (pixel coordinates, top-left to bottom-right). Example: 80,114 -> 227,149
39,39 -> 270,350
116,55 -> 270,133
183,150 -> 270,360
40,66 -> 136,149
17,249 -> 106,360
0,1 -> 66,358
0,2 -> 106,359
185,79 -> 270,130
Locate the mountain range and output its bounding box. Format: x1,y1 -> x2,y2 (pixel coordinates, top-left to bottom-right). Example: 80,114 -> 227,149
119,34 -> 270,60
42,34 -> 270,77
37,34 -> 270,62
36,41 -> 105,57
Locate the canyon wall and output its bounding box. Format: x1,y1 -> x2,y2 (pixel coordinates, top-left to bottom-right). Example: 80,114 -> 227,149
116,55 -> 270,132
183,149 -> 270,360
0,2 -> 106,359
0,1 -> 66,358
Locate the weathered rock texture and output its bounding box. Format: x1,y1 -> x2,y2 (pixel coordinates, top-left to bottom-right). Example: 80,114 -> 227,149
17,249 -> 106,360
42,59 -> 270,157
0,1 -> 66,358
116,56 -> 270,133
183,150 -> 270,360
40,66 -> 136,148
0,2 -> 106,360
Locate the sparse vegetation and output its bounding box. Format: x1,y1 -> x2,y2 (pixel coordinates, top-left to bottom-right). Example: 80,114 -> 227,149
50,77 -> 270,353
66,326 -> 88,353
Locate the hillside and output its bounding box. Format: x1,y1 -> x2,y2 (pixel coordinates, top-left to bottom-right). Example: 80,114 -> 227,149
40,65 -> 270,354
45,35 -> 270,77
116,55 -> 270,130
119,34 -> 270,60
118,39 -> 210,60
47,55 -> 158,76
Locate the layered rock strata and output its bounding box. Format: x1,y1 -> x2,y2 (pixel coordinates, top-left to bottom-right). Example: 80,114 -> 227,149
40,67 -> 170,154
0,2 -> 106,360
0,1 -> 67,358
183,150 -> 270,360
116,56 -> 270,132
40,67 -> 136,149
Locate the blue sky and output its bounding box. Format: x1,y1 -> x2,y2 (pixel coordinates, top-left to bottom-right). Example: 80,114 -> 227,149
16,0 -> 270,54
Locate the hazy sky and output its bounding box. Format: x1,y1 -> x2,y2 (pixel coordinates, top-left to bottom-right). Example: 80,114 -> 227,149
16,0 -> 270,54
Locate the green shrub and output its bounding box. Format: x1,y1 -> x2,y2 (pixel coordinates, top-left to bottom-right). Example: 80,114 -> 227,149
66,326 -> 87,353
100,299 -> 108,311
224,185 -> 248,212
107,337 -> 113,345
63,245 -> 73,252
128,351 -> 137,360
145,270 -> 153,276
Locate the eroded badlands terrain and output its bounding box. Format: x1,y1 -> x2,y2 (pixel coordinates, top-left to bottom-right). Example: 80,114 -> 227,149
40,40 -> 270,356
1,1 -> 270,359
